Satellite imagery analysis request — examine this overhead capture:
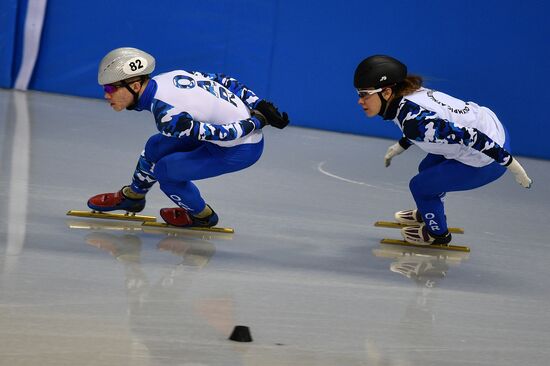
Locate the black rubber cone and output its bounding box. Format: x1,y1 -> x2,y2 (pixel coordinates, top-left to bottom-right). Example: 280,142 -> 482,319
229,325 -> 253,342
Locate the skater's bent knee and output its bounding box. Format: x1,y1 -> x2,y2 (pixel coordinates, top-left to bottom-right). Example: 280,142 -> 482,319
143,134 -> 167,161
409,175 -> 424,194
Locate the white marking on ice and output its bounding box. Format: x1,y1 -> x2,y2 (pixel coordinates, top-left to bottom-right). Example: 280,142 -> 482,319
317,162 -> 405,193
317,161 -> 374,186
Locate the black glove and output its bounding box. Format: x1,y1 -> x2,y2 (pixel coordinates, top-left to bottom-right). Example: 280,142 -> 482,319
250,109 -> 268,128
255,100 -> 290,129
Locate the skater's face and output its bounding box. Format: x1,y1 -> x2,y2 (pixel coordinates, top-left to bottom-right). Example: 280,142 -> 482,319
103,80 -> 141,111
357,88 -> 393,118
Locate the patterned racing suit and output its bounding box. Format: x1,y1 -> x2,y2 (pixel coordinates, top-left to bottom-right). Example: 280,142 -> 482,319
129,70 -> 264,214
384,88 -> 512,235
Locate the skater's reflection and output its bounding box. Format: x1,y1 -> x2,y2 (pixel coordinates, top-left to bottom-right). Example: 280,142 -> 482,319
367,246 -> 470,365
82,230 -> 244,365
372,245 -> 469,288
83,230 -> 216,275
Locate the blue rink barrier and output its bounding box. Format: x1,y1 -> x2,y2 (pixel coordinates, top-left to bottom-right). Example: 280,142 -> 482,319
6,0 -> 550,159
0,0 -> 19,88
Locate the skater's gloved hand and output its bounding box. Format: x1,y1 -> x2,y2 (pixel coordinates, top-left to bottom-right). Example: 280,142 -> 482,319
384,142 -> 405,167
250,109 -> 268,128
255,100 -> 290,129
506,158 -> 532,188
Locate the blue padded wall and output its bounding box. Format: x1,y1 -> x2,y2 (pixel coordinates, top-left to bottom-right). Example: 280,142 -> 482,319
30,0 -> 276,100
0,0 -> 19,87
268,1 -> 550,158
10,0 -> 550,158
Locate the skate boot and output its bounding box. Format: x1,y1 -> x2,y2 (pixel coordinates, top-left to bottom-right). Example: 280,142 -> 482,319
87,186 -> 146,213
401,224 -> 452,246
160,205 -> 219,228
394,209 -> 423,225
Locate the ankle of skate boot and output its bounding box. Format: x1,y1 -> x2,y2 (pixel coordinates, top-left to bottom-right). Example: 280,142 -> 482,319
191,211 -> 218,227
190,215 -> 212,227
122,186 -> 146,200
430,231 -> 452,245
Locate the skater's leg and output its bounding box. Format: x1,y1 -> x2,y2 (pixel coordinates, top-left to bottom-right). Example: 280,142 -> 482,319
393,154 -> 447,224
129,151 -> 157,195
409,159 -> 507,236
418,153 -> 447,172
88,135 -> 203,212
158,180 -> 206,214
155,140 -> 263,215
410,127 -> 511,234
130,133 -> 202,194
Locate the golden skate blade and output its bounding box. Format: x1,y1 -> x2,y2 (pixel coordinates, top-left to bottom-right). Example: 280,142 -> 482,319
66,219 -> 232,240
372,246 -> 470,262
141,226 -> 234,240
142,221 -> 234,234
380,238 -> 470,252
66,210 -> 157,222
374,221 -> 465,234
66,219 -> 144,232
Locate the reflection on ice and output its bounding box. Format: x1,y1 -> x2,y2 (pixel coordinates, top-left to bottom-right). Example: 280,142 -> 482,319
66,218 -> 234,240
373,245 -> 469,287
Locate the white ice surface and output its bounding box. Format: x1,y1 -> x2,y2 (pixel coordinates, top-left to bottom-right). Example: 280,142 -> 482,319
0,89 -> 549,366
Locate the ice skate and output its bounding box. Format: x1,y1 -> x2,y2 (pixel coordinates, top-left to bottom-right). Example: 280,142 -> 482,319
67,186 -> 154,222
87,186 -> 146,213
378,224 -> 469,252
401,224 -> 452,246
374,209 -> 464,234
394,209 -> 423,225
159,206 -> 218,227
142,206 -> 234,233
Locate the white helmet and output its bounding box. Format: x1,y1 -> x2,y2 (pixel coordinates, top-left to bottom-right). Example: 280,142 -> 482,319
98,47 -> 155,85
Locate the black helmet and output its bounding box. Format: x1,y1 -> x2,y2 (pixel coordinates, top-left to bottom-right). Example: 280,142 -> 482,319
354,55 -> 407,89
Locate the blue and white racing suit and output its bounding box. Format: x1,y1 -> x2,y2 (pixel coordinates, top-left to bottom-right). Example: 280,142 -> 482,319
383,88 -> 513,235
129,70 -> 264,214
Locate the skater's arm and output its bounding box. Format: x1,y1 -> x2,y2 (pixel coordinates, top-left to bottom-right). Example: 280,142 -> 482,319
397,100 -> 512,165
152,99 -> 264,141
384,138 -> 411,167
398,136 -> 413,149
193,72 -> 260,110
196,72 -> 289,129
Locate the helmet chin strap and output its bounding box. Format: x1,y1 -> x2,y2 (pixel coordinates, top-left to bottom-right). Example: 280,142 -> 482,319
123,77 -> 145,110
124,84 -> 140,110
377,86 -> 396,118
377,92 -> 388,118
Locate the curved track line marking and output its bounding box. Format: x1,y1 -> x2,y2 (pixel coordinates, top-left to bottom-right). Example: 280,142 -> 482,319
317,161 -> 378,187
317,161 -> 405,193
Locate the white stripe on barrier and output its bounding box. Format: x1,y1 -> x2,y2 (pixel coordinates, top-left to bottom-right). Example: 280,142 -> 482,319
14,0 -> 48,90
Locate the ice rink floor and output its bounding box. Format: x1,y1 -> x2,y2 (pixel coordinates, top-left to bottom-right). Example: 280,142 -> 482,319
1,89 -> 549,366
